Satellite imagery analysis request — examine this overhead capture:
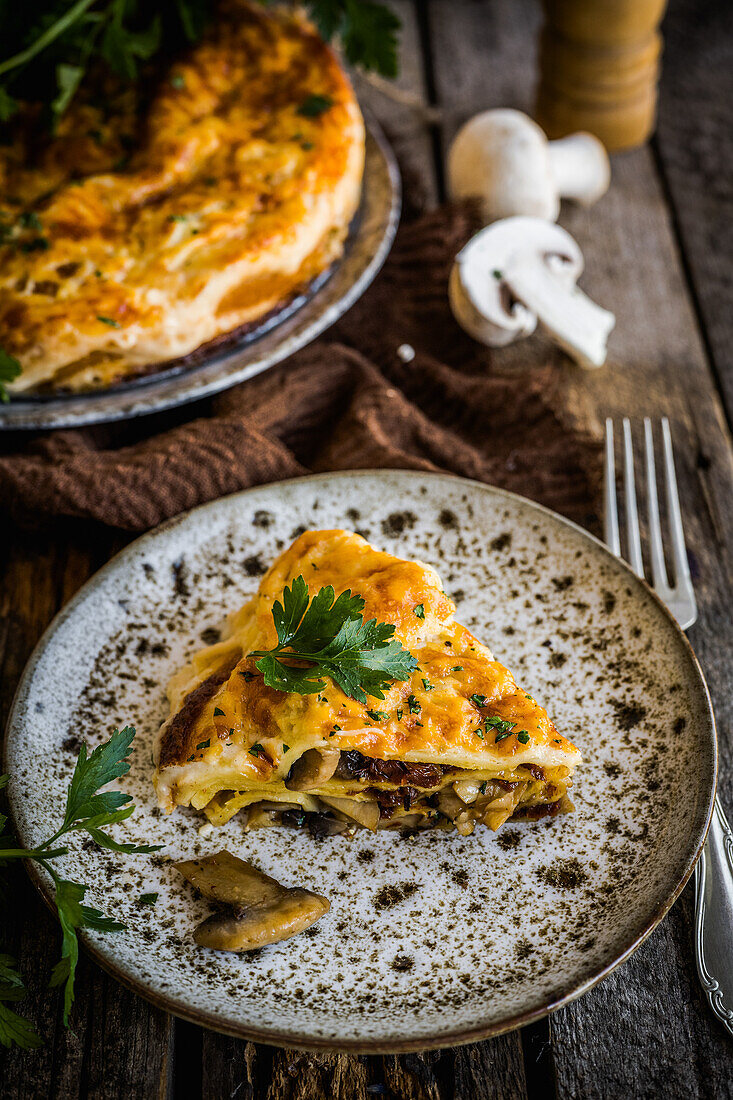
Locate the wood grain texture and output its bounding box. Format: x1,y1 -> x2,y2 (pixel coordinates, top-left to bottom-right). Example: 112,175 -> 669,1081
656,0 -> 733,425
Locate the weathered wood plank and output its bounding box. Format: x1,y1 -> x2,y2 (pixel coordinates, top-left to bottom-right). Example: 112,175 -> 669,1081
426,0 -> 733,1096
201,1033 -> 260,1100
0,525 -> 173,1100
452,1038 -> 529,1100
266,1051 -> 369,1099
656,0 -> 733,424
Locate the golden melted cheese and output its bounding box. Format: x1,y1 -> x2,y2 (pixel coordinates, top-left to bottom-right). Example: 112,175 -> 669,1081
0,3 -> 364,393
153,530 -> 581,824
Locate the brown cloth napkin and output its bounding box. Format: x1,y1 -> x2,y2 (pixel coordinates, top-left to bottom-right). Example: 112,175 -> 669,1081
0,207 -> 601,532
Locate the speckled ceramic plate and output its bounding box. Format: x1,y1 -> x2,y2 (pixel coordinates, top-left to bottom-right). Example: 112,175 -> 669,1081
0,122 -> 399,431
4,471 -> 716,1051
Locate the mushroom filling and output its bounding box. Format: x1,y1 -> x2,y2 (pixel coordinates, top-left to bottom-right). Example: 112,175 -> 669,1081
203,750 -> 573,834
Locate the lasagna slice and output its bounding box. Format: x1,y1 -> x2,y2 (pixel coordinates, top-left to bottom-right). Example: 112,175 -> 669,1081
153,530 -> 581,835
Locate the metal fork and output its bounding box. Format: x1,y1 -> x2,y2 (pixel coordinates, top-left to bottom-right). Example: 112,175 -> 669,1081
605,417 -> 733,1037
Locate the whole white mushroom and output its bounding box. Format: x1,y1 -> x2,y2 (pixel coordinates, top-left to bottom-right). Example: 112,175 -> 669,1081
448,108 -> 611,224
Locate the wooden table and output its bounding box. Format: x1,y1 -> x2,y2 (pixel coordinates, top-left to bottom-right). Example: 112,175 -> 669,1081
2,1 -> 732,1096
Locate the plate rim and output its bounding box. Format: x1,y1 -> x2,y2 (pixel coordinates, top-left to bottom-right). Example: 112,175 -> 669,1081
0,118 -> 401,431
3,469 -> 718,1052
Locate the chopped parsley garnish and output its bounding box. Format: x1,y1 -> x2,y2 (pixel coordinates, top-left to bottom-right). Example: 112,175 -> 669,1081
367,710 -> 389,722
282,744 -> 290,753
407,695 -> 421,714
396,708 -> 403,721
167,214 -> 188,222
494,731 -> 512,743
413,603 -> 425,619
213,707 -> 225,716
96,315 -> 120,328
421,678 -> 434,692
479,782 -> 487,794
239,670 -> 255,682
249,575 -> 417,704
517,730 -> 530,744
138,892 -> 158,906
19,211 -> 42,231
470,694 -> 488,708
451,665 -> 463,672
475,728 -> 484,740
492,269 -> 502,280
300,141 -> 314,151
0,348 -> 22,402
485,716 -> 515,734
170,74 -> 186,90
297,93 -> 334,117
195,739 -> 210,751
248,742 -> 267,759
20,237 -> 49,253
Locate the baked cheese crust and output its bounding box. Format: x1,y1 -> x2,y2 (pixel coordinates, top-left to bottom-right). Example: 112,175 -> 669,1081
0,2 -> 364,393
153,530 -> 581,835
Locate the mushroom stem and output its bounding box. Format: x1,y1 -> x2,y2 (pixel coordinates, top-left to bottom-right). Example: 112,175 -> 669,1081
547,133 -> 611,207
505,253 -> 615,368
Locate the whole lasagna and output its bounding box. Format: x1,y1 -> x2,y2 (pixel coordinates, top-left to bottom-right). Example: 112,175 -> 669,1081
0,3 -> 364,393
154,530 -> 581,835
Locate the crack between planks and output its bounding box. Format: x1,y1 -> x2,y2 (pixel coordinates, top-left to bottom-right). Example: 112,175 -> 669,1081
521,1018 -> 559,1100
413,0 -> 446,203
649,135 -> 733,438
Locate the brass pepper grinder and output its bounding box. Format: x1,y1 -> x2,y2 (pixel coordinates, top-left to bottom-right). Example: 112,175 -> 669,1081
535,0 -> 668,151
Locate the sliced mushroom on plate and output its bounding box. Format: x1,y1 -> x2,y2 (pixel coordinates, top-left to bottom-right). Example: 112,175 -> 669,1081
176,850 -> 330,952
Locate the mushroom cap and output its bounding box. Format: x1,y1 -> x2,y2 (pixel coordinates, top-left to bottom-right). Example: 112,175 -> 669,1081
448,109 -> 559,224
194,887 -> 330,952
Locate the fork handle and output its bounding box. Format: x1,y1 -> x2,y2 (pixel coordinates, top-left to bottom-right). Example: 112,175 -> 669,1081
695,795 -> 733,1036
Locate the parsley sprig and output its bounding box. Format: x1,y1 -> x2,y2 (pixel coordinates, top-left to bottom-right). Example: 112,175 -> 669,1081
250,575 -> 417,704
0,726 -> 160,1044
0,954 -> 43,1051
0,1 -> 400,126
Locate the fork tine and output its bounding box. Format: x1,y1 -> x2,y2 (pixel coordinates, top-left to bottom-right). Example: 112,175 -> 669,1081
661,417 -> 692,584
643,418 -> 669,589
604,419 -> 621,555
622,419 -> 644,577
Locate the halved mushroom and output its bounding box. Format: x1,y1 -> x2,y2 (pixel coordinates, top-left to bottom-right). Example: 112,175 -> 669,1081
450,217 -> 615,368
175,850 -> 330,952
319,794 -> 381,831
285,747 -> 341,791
